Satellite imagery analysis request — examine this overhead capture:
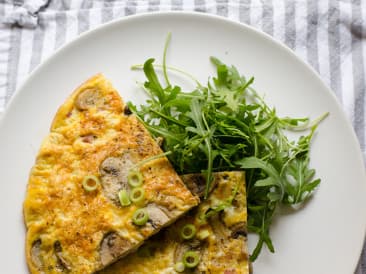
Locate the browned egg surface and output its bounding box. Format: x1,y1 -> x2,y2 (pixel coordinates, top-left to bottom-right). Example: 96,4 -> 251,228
23,74 -> 199,274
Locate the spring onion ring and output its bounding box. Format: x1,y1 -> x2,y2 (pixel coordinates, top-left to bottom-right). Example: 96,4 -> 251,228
118,189 -> 131,207
128,170 -> 144,187
82,175 -> 100,192
183,251 -> 199,268
197,229 -> 210,240
180,224 -> 196,240
132,208 -> 149,226
130,187 -> 145,204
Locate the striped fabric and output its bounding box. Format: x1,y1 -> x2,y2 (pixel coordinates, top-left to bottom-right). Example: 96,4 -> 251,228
0,0 -> 365,272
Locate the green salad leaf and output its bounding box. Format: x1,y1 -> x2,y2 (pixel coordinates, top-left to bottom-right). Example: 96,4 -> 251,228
129,35 -> 328,261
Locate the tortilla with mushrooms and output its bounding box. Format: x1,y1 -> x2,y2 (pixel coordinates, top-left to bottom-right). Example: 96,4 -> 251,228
100,171 -> 250,274
23,74 -> 199,274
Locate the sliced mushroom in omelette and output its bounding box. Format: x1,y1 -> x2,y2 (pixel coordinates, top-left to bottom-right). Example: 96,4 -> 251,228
23,74 -> 199,274
100,171 -> 250,274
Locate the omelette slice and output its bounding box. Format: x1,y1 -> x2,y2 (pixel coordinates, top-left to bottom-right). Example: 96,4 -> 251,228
23,74 -> 199,274
100,171 -> 250,274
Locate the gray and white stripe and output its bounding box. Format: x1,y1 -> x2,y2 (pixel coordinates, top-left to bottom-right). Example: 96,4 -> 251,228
328,0 -> 342,100
0,0 -> 365,271
306,0 -> 319,72
352,0 -> 365,156
0,3 -> 7,108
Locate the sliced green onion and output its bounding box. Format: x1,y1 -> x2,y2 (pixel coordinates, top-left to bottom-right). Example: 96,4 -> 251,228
174,261 -> 185,272
132,208 -> 149,226
127,170 -> 143,187
197,229 -> 210,240
130,187 -> 145,204
180,224 -> 196,240
82,175 -> 100,192
182,251 -> 199,268
118,189 -> 131,207
202,203 -> 230,220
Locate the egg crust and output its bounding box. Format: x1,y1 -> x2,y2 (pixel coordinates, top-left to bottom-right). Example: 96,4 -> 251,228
100,171 -> 249,274
23,74 -> 199,274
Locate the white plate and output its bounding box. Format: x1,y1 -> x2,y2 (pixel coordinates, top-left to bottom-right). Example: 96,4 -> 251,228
0,12 -> 365,274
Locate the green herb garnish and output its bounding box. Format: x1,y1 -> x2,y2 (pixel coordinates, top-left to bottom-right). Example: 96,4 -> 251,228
118,189 -> 131,207
132,208 -> 149,226
82,175 -> 100,192
127,170 -> 144,188
129,35 -> 328,261
182,251 -> 200,268
180,224 -> 196,240
129,187 -> 145,204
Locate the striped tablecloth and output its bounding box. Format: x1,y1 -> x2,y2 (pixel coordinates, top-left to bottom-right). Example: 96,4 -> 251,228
0,0 -> 365,273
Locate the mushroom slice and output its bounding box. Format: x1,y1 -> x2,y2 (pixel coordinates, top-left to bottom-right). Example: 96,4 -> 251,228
99,154 -> 134,204
173,241 -> 202,265
181,174 -> 206,197
75,88 -> 102,110
181,173 -> 218,198
54,241 -> 71,272
187,238 -> 201,249
31,239 -> 43,270
173,243 -> 190,263
210,215 -> 230,243
100,157 -> 124,177
99,232 -> 133,267
146,203 -> 170,229
230,222 -> 247,239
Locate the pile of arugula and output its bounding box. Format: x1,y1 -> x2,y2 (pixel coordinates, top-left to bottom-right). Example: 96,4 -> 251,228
128,37 -> 327,261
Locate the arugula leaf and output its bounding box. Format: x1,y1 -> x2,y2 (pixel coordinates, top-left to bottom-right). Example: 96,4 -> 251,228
187,99 -> 216,198
143,58 -> 164,102
129,39 -> 327,261
283,157 -> 321,204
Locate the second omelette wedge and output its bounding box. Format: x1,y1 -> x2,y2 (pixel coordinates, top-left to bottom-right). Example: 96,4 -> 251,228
100,171 -> 249,274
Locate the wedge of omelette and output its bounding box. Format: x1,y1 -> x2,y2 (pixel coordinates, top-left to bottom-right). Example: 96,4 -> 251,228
100,171 -> 250,274
23,74 -> 199,274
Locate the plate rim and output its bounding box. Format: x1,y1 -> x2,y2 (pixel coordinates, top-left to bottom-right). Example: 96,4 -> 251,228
1,11 -> 365,272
